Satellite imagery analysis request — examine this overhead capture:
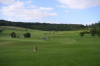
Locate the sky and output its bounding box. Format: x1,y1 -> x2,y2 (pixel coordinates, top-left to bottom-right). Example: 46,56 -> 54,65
0,0 -> 100,25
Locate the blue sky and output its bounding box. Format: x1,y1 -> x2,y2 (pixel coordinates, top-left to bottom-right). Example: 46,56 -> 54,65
0,0 -> 100,25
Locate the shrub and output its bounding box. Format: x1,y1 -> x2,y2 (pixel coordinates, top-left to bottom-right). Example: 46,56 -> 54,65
79,32 -> 84,37
10,32 -> 16,38
24,32 -> 31,38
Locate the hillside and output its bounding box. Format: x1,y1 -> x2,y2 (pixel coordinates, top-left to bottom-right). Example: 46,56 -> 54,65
0,19 -> 85,31
0,28 -> 100,66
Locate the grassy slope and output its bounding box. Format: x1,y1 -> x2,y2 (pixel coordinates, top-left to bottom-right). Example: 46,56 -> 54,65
0,28 -> 100,66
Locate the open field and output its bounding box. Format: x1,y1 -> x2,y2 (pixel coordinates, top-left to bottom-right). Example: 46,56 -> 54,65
0,28 -> 100,66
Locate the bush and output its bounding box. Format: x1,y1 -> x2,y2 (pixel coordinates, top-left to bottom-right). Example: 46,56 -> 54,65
79,32 -> 84,37
0,29 -> 4,33
24,32 -> 31,38
10,32 -> 16,38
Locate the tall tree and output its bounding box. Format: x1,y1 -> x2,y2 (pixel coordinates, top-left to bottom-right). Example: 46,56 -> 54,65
90,28 -> 96,37
96,29 -> 100,37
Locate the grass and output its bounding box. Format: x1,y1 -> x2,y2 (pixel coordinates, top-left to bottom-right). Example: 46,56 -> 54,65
0,28 -> 100,66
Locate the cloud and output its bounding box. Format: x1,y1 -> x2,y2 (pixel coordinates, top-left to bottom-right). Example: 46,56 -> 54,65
57,0 -> 100,9
8,17 -> 13,21
84,22 -> 95,26
41,21 -> 59,24
39,7 -> 54,10
0,0 -> 15,4
39,19 -> 59,24
25,0 -> 31,3
45,21 -> 59,24
65,10 -> 69,12
28,5 -> 36,8
56,5 -> 68,8
1,1 -> 57,20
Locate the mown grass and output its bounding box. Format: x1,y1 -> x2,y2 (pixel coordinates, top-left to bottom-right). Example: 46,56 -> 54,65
0,28 -> 100,66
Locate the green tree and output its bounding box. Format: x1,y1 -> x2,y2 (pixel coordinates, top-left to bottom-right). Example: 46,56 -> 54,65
79,32 -> 84,37
96,29 -> 100,37
90,28 -> 96,37
24,32 -> 31,38
10,32 -> 16,38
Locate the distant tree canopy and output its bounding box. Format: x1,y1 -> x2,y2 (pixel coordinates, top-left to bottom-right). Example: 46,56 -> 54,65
88,21 -> 100,28
0,19 -> 85,31
10,32 -> 16,38
24,32 -> 31,38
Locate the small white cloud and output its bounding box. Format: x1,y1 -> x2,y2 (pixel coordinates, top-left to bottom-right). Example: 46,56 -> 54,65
25,0 -> 31,3
56,5 -> 68,8
65,10 -> 69,12
57,0 -> 100,9
0,0 -> 15,4
45,21 -> 59,24
28,5 -> 36,8
39,7 -> 54,10
40,21 -> 59,24
84,22 -> 95,26
0,9 -> 2,12
1,1 -> 57,20
8,17 -> 13,21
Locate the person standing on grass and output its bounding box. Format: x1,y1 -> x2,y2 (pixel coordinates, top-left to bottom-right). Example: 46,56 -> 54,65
51,37 -> 52,39
40,37 -> 41,39
19,36 -> 21,39
10,36 -> 11,39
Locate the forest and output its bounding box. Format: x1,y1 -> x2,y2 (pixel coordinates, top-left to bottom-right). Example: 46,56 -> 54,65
0,19 -> 100,31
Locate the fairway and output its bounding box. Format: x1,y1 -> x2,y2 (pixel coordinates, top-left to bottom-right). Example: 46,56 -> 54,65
0,28 -> 100,66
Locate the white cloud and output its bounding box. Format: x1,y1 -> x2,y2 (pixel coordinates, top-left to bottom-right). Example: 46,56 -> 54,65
39,19 -> 59,24
0,0 -> 15,4
25,0 -> 31,3
65,10 -> 69,12
41,21 -> 59,24
57,0 -> 100,9
0,9 -> 2,12
8,17 -> 13,21
56,5 -> 68,8
1,1 -> 57,20
84,22 -> 95,26
45,21 -> 59,24
39,7 -> 54,10
28,5 -> 36,8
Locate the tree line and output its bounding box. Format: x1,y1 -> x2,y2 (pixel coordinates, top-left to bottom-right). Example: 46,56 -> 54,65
0,19 -> 85,31
79,28 -> 100,38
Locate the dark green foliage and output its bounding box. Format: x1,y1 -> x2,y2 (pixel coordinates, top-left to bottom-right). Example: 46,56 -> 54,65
90,28 -> 96,37
0,19 -> 85,31
44,33 -> 48,35
10,32 -> 16,38
0,29 -> 4,33
89,21 -> 100,28
24,32 -> 31,38
49,33 -> 51,34
96,29 -> 100,37
79,32 -> 84,37
83,31 -> 90,34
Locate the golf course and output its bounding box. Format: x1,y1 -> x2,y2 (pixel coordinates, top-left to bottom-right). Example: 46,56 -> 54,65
0,27 -> 100,66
